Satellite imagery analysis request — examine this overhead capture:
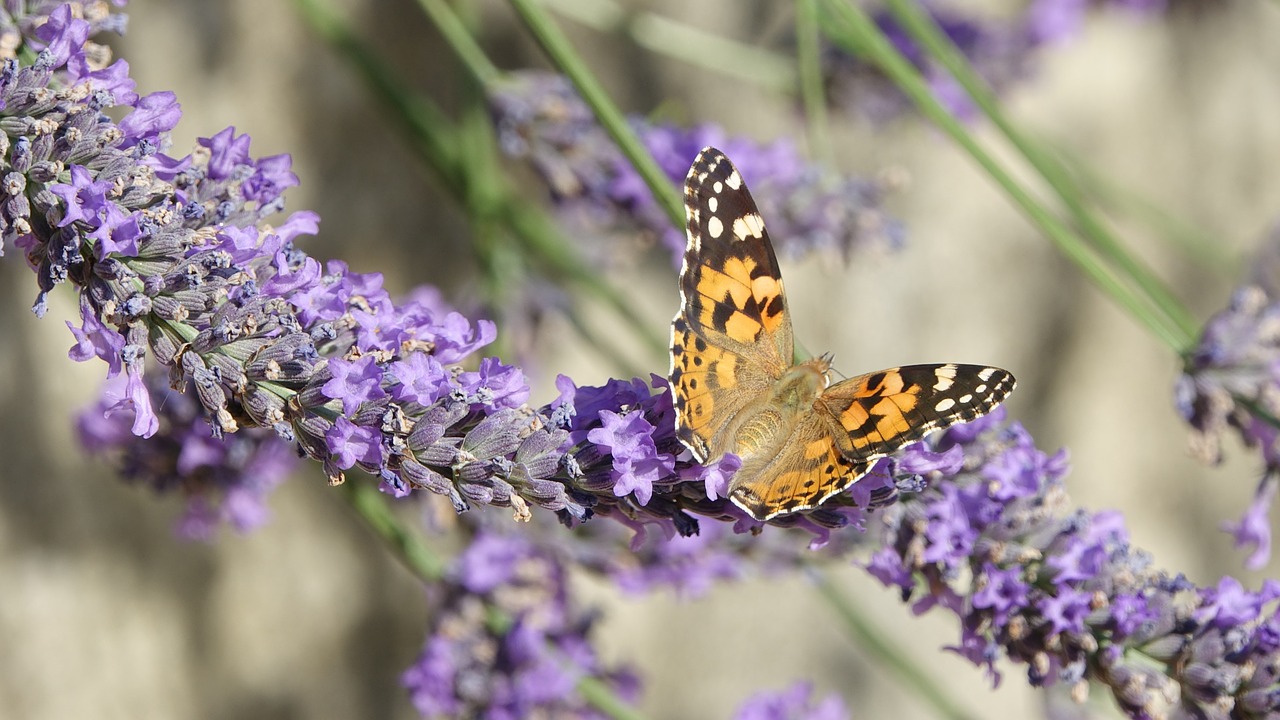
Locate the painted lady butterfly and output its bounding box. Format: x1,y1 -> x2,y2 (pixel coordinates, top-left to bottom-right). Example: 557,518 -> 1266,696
669,147 -> 1016,520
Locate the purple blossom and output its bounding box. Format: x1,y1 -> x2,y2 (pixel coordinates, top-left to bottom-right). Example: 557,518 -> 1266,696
200,126 -> 253,180
454,356 -> 530,409
325,416 -> 381,470
118,91 -> 182,146
322,355 -> 388,415
1222,472 -> 1277,570
1194,577 -> 1280,630
490,71 -> 903,266
1038,587 -> 1093,636
587,409 -> 676,506
402,531 -> 638,717
1179,276 -> 1280,567
609,522 -> 745,597
733,682 -> 849,720
457,532 -> 530,593
389,351 -> 449,406
32,4 -> 89,71
971,562 -> 1030,626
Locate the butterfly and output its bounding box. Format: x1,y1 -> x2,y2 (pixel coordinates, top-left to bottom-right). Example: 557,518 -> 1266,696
668,146 -> 1016,521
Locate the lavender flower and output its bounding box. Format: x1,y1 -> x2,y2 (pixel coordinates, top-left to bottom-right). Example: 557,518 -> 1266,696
77,369 -> 298,539
824,4 -> 1037,123
1026,0 -> 1169,44
490,71 -> 903,265
864,412 -> 1280,718
1178,282 -> 1280,569
824,1 -> 1169,123
401,530 -> 639,718
733,681 -> 850,720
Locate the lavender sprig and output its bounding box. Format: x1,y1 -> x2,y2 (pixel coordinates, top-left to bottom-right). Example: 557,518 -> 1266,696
867,412 -> 1280,718
401,529 -> 640,718
490,70 -> 904,266
823,0 -> 1169,123
1178,279 -> 1280,570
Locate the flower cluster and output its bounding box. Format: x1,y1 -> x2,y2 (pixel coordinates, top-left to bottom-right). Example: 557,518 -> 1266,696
76,368 -> 298,539
1,3 -> 717,539
866,412 -> 1280,718
490,71 -> 904,265
401,530 -> 640,718
1178,282 -> 1280,570
824,0 -> 1169,123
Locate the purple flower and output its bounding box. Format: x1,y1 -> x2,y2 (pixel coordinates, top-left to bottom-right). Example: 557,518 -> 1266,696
609,522 -> 745,597
1222,472 -> 1277,570
733,681 -> 849,720
490,71 -> 903,267
322,355 -> 388,415
454,356 -> 530,409
587,409 -> 675,506
1038,587 -> 1093,636
457,532 -> 530,593
32,5 -> 89,71
325,416 -> 381,470
1179,273 -> 1280,567
1194,577 -> 1280,630
389,352 -> 449,405
402,531 -> 638,717
971,562 -> 1030,626
200,126 -> 253,181
119,91 -> 182,147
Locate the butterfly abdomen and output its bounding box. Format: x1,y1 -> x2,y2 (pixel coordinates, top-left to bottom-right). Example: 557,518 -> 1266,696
720,361 -> 827,459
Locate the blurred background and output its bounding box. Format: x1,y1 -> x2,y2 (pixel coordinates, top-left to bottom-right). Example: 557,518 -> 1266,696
1,0 -> 1279,718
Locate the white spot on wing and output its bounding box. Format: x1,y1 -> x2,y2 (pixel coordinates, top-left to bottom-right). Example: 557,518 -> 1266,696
958,394 -> 973,404
725,170 -> 742,190
731,212 -> 765,240
935,398 -> 956,412
707,216 -> 724,239
978,367 -> 996,382
708,197 -> 718,212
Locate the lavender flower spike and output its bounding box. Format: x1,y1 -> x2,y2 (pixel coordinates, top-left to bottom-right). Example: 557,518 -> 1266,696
868,413 -> 1280,718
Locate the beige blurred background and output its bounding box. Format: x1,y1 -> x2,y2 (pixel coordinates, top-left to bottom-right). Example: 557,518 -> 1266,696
1,1 -> 1278,718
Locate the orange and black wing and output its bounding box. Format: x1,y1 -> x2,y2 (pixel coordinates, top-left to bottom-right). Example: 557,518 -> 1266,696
669,147 -> 795,462
819,364 -> 1016,462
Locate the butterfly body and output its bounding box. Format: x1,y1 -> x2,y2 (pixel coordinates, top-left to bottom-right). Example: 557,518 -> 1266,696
669,147 -> 1016,521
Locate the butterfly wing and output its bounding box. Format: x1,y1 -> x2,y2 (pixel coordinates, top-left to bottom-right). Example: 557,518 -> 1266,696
818,364 -> 1016,462
670,147 -> 795,462
728,422 -> 875,520
729,364 -> 1016,520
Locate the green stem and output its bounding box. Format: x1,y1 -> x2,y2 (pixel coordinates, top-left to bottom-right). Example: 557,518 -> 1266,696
577,676 -> 647,720
879,0 -> 1197,350
1050,145 -> 1238,280
507,0 -> 685,229
796,0 -> 833,160
413,0 -> 502,84
540,0 -> 794,92
340,480 -> 446,581
813,571 -> 980,720
294,0 -> 666,359
821,0 -> 1186,352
